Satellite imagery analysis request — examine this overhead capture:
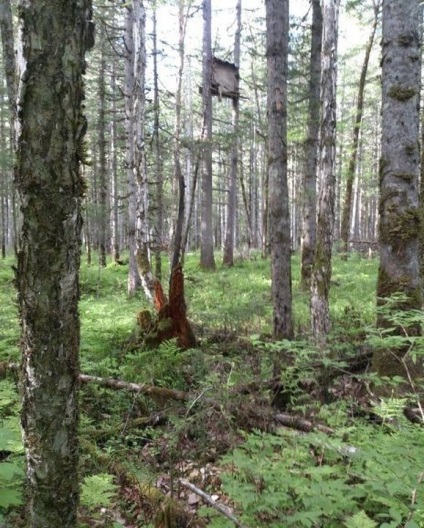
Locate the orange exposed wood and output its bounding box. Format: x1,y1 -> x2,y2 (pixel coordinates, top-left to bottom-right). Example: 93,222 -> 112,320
153,279 -> 167,311
141,265 -> 196,350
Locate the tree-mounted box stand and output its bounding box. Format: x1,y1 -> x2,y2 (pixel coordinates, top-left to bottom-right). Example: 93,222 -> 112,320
199,57 -> 240,101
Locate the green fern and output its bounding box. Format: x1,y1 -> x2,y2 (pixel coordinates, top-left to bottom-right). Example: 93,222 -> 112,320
344,510 -> 378,528
80,473 -> 118,508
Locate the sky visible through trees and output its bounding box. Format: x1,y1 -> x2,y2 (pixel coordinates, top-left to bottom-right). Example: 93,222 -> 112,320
152,0 -> 374,151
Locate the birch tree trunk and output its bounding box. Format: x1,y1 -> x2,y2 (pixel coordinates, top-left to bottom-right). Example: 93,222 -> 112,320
15,1 -> 93,525
340,1 -> 380,259
300,0 -> 322,290
310,0 -> 340,338
132,0 -> 155,301
266,0 -> 293,340
200,0 -> 216,269
373,0 -> 422,379
223,0 -> 241,267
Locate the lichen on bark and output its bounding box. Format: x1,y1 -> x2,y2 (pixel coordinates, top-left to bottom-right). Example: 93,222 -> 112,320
15,1 -> 93,526
387,85 -> 416,101
375,0 -> 423,386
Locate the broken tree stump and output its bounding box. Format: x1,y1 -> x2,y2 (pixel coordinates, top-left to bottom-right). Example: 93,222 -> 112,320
140,264 -> 196,350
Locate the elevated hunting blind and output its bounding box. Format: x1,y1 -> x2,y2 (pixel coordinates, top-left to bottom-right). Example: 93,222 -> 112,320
211,57 -> 240,100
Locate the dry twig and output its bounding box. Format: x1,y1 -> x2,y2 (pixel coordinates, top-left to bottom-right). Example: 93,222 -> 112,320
178,478 -> 249,528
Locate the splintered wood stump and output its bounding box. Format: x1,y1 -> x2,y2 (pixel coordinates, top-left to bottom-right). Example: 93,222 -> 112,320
143,265 -> 196,350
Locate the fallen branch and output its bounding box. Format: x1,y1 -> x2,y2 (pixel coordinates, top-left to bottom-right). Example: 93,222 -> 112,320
79,374 -> 188,402
179,478 -> 249,528
275,412 -> 334,434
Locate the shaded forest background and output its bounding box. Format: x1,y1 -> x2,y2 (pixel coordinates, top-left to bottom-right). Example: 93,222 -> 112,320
3,1 -> 424,528
0,0 -> 381,264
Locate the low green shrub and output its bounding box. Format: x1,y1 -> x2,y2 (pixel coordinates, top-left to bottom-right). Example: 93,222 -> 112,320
201,417 -> 424,527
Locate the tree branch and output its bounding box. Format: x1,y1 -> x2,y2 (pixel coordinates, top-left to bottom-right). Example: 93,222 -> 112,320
179,478 -> 249,528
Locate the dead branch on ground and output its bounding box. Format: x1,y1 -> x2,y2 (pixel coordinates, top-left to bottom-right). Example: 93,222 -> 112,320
179,478 -> 249,528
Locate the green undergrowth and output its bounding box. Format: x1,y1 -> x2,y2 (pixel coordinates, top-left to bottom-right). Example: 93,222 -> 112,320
6,249 -> 419,527
201,412 -> 424,528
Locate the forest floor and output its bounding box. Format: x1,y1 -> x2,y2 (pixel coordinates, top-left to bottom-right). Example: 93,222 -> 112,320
1,251 -> 424,528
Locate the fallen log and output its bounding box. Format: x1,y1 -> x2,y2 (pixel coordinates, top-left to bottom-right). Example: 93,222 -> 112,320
0,363 -> 189,404
275,412 -> 334,434
79,374 -> 189,403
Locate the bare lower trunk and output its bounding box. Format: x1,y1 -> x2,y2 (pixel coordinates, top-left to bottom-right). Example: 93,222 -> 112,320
300,0 -> 322,290
200,0 -> 215,269
266,0 -> 293,340
15,1 -> 93,525
223,0 -> 241,266
310,0 -> 340,338
98,28 -> 108,267
374,0 -> 422,380
170,0 -> 189,270
125,2 -> 141,295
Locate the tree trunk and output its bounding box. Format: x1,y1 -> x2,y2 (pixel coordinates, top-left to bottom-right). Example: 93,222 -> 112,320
310,0 -> 340,338
300,0 -> 322,290
180,59 -> 196,263
15,1 -> 93,525
266,0 -> 293,340
223,0 -> 241,267
373,0 -> 422,380
132,0 -> 155,302
170,0 -> 189,271
0,0 -> 18,257
200,0 -> 216,269
98,25 -> 108,268
340,1 -> 380,259
0,0 -> 17,127
110,52 -> 120,263
181,149 -> 200,264
0,90 -> 6,258
125,2 -> 141,295
152,3 -> 163,280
